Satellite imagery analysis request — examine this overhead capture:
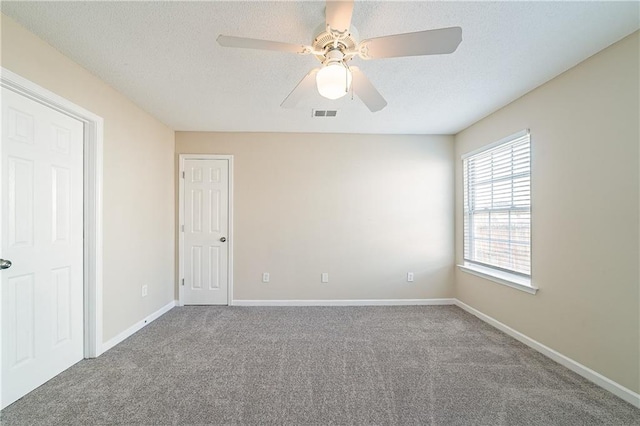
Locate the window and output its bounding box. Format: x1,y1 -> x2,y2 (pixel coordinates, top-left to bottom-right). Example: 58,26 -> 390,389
462,130 -> 531,281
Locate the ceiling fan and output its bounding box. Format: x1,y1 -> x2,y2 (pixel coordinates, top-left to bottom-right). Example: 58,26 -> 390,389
217,0 -> 462,112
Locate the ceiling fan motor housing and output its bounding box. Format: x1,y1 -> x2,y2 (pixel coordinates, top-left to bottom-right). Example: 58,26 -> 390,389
312,24 -> 359,62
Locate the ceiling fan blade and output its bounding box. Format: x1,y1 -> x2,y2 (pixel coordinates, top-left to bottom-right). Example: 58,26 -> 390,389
325,0 -> 354,34
217,35 -> 308,54
358,27 -> 462,59
350,67 -> 387,112
281,68 -> 320,108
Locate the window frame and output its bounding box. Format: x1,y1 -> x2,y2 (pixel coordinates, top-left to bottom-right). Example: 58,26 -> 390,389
458,129 -> 538,294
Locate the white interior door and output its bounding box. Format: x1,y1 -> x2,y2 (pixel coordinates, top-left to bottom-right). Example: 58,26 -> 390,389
1,88 -> 84,408
182,159 -> 229,305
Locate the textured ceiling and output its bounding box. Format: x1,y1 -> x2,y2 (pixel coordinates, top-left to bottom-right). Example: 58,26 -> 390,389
2,1 -> 638,134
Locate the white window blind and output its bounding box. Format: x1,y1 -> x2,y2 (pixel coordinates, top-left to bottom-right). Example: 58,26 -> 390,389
463,130 -> 531,276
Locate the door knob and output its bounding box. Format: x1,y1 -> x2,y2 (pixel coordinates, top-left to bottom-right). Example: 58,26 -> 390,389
0,259 -> 12,270
220,237 -> 227,242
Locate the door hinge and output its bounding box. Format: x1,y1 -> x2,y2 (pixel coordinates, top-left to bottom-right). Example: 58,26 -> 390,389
181,224 -> 184,232
181,278 -> 185,286
182,171 -> 185,179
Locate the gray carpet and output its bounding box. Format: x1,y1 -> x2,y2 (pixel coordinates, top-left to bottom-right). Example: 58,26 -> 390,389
1,306 -> 638,425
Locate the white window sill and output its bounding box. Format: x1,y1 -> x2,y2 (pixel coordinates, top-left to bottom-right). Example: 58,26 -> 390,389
458,263 -> 538,295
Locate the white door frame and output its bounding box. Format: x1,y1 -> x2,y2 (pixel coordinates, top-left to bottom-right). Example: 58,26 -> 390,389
178,154 -> 234,306
0,68 -> 104,370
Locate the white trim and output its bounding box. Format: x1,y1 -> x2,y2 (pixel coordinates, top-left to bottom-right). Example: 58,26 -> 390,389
454,299 -> 640,408
461,128 -> 530,159
100,301 -> 176,354
178,154 -> 234,306
227,157 -> 234,306
0,68 -> 104,360
458,263 -> 538,294
232,299 -> 456,306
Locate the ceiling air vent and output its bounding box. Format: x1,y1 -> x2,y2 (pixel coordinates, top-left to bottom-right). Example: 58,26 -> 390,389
312,109 -> 338,118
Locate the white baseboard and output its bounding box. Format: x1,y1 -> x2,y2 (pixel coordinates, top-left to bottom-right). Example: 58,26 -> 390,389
232,298 -> 456,307
454,299 -> 640,408
98,300 -> 176,355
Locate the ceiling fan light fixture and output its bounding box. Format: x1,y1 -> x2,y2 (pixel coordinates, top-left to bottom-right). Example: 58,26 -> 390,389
316,62 -> 352,100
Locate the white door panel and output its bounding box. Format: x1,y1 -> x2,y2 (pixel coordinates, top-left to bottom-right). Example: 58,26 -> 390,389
183,159 -> 229,305
1,88 -> 84,408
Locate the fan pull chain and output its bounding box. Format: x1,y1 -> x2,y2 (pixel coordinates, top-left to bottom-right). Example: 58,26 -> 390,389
343,62 -> 353,100
343,61 -> 351,97
345,66 -> 349,94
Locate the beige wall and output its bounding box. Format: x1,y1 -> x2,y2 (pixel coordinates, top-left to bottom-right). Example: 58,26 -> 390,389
454,32 -> 640,392
177,133 -> 454,300
1,15 -> 176,342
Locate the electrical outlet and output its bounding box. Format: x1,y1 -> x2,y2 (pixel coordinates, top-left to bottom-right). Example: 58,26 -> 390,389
321,273 -> 329,283
262,272 -> 270,283
141,285 -> 148,297
407,272 -> 414,282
